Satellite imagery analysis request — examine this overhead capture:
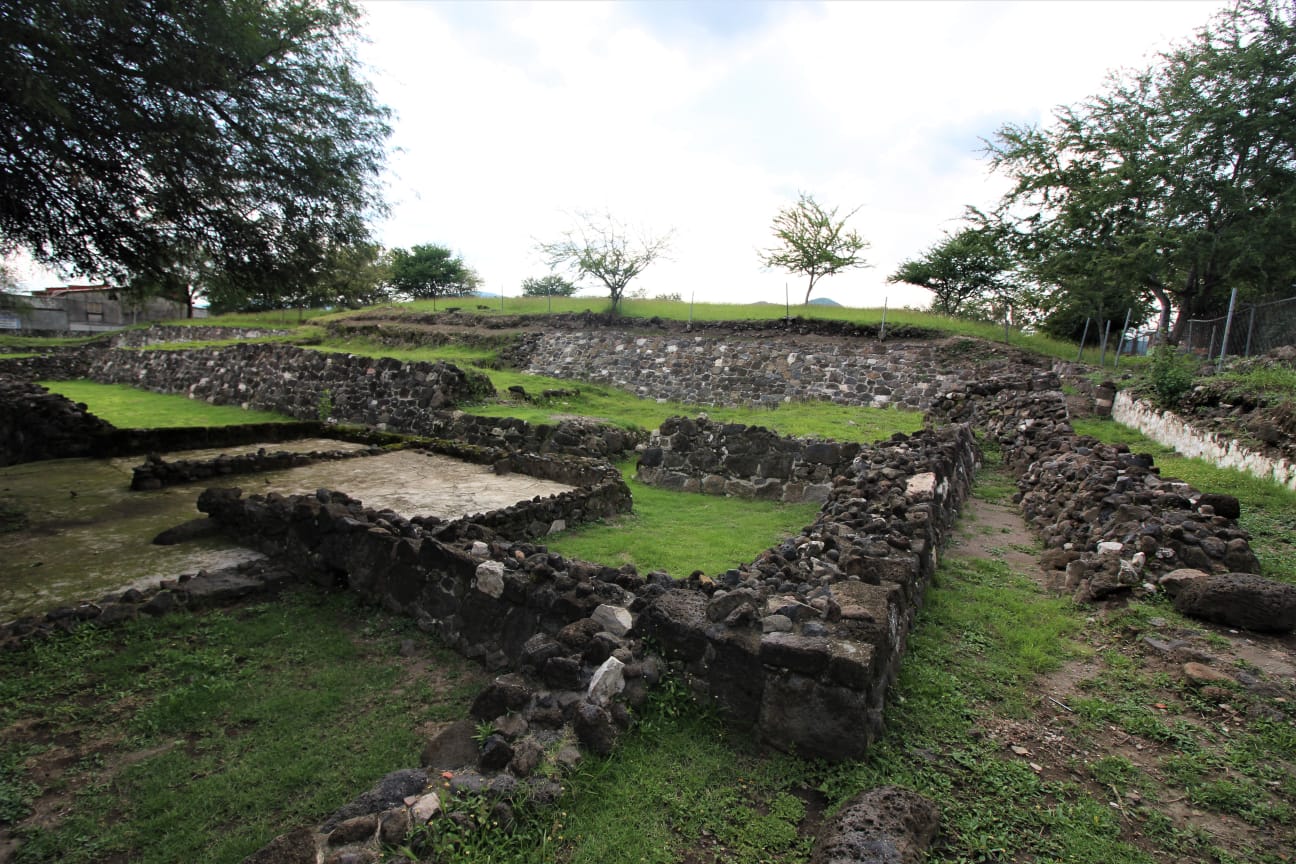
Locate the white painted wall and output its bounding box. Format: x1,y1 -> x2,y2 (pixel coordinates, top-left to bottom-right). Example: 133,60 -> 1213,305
1111,390 -> 1296,491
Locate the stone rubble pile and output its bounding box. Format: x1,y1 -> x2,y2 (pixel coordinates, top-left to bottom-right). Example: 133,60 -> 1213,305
985,386 -> 1265,603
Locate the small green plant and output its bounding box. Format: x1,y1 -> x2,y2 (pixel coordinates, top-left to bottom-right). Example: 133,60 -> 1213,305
1146,345 -> 1195,409
472,721 -> 495,746
317,388 -> 334,422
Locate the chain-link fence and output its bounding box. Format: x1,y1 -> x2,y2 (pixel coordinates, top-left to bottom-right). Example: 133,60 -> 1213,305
1183,295 -> 1296,360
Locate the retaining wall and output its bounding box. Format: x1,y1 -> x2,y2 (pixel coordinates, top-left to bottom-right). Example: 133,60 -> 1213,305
636,415 -> 860,502
516,330 -> 1049,410
1113,390 -> 1296,491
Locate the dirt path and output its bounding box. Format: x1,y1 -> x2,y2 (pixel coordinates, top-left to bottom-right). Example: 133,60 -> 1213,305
946,489 -> 1296,862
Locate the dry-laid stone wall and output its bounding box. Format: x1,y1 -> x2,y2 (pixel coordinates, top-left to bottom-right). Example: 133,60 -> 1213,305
129,442 -> 388,490
193,420 -> 978,765
83,344 -> 644,460
94,343 -> 494,424
0,349 -> 96,381
643,423 -> 978,760
110,324 -> 292,346
0,375 -> 114,465
514,330 -> 1048,411
636,415 -> 860,502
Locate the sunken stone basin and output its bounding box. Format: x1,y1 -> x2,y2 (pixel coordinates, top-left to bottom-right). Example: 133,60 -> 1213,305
0,447 -> 574,621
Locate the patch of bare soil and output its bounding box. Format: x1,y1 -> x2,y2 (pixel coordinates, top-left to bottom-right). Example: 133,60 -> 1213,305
952,494 -> 1296,863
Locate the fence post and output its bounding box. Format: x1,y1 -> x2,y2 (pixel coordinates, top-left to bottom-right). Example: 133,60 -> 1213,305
1244,304 -> 1257,357
1218,286 -> 1239,370
1077,317 -> 1091,363
1113,307 -> 1132,366
1100,319 -> 1112,366
1208,324 -> 1217,359
880,296 -> 888,341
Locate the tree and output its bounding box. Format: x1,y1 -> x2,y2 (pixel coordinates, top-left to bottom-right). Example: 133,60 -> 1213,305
388,245 -> 480,299
759,193 -> 870,305
983,0 -> 1296,340
888,227 -> 1016,318
536,211 -> 672,311
0,0 -> 391,307
521,274 -> 577,297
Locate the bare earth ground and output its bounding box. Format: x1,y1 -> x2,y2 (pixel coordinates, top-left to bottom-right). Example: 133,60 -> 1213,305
949,494 -> 1296,862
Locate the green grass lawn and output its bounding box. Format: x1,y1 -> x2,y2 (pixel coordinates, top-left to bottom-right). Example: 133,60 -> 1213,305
0,588 -> 489,864
311,335 -> 926,441
546,464 -> 821,578
38,380 -> 296,428
1073,418 -> 1296,583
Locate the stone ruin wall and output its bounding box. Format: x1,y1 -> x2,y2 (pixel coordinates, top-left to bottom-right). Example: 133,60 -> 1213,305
192,421 -> 979,762
512,328 -> 1049,410
636,415 -> 862,503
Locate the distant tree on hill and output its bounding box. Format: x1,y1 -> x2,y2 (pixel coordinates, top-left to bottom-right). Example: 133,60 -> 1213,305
388,245 -> 480,299
888,227 -> 1015,319
521,274 -> 577,297
536,211 -> 672,312
759,193 -> 870,305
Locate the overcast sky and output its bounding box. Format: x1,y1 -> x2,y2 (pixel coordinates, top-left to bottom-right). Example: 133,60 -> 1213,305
358,0 -> 1229,309
13,0 -> 1230,308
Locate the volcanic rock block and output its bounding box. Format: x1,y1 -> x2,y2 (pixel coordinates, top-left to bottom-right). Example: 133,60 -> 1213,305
810,785 -> 940,864
1173,572 -> 1296,633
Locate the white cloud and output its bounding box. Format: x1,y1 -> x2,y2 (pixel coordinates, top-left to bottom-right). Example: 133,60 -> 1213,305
356,0 -> 1230,310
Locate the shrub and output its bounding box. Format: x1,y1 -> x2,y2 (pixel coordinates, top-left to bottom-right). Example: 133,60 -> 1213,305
1147,345 -> 1195,409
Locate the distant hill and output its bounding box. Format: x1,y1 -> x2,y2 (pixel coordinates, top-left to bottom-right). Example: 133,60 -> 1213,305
808,297 -> 841,307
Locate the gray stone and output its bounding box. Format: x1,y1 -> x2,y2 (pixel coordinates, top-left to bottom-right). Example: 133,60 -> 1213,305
574,701 -> 618,756
323,769 -> 428,831
1174,572 -> 1296,633
1157,568 -> 1207,597
421,719 -> 480,770
591,603 -> 633,637
588,656 -> 626,704
327,814 -> 378,846
379,808 -> 411,844
810,786 -> 940,864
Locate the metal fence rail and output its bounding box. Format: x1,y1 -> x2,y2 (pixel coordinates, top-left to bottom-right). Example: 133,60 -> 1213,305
1183,295 -> 1296,361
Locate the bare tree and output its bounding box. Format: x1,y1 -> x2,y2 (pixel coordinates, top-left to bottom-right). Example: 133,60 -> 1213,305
760,193 -> 870,305
536,211 -> 672,311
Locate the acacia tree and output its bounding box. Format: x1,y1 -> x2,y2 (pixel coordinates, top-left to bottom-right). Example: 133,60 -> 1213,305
388,245 -> 479,299
760,193 -> 870,305
983,0 -> 1296,340
0,0 -> 391,306
536,212 -> 672,311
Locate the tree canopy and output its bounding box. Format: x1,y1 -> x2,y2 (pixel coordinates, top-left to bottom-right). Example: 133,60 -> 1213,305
536,212 -> 672,311
982,0 -> 1296,339
759,193 -> 870,305
388,245 -> 479,299
0,0 -> 390,307
521,274 -> 577,297
888,226 -> 1016,319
